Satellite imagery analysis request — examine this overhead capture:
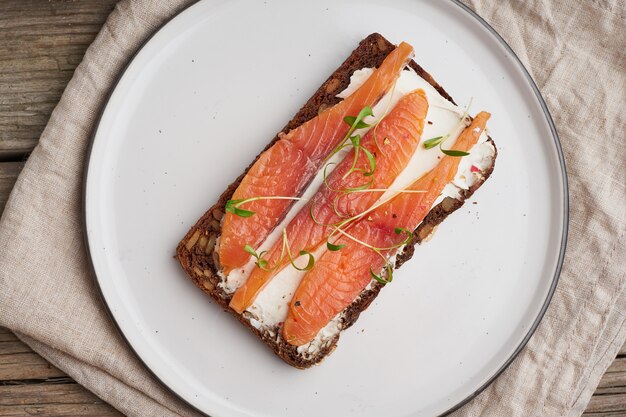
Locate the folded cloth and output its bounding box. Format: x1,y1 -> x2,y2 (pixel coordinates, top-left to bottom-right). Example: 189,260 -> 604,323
0,1 -> 624,416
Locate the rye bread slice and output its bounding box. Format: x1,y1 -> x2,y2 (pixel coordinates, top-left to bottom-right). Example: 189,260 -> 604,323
176,33 -> 497,369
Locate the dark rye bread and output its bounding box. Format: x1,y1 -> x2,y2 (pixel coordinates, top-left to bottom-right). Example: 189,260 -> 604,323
176,33 -> 497,369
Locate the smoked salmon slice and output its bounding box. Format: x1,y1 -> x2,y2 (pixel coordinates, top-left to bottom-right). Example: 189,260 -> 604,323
282,112 -> 491,346
218,42 -> 415,275
229,89 -> 429,314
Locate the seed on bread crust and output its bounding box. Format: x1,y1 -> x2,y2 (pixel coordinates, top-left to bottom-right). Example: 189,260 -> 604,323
205,235 -> 216,255
185,230 -> 201,250
197,235 -> 208,251
212,209 -> 224,221
203,278 -> 215,291
325,78 -> 340,94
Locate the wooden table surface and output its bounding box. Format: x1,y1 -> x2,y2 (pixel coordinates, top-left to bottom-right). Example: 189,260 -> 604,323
0,1 -> 624,416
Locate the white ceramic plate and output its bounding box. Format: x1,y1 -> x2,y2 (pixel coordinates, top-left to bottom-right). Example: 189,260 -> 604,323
84,1 -> 567,416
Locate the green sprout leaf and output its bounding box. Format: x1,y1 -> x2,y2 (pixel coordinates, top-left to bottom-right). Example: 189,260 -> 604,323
244,245 -> 271,270
226,199 -> 255,217
327,241 -> 346,251
225,199 -> 239,210
423,135 -> 447,150
362,147 -> 376,177
243,244 -> 258,257
440,148 -> 470,157
370,265 -> 393,285
226,196 -> 308,218
328,106 -> 375,162
232,207 -> 255,217
423,134 -> 470,157
355,106 -> 374,122
297,250 -> 315,271
343,135 -> 363,180
288,250 -> 315,271
343,116 -> 370,129
394,227 -> 414,246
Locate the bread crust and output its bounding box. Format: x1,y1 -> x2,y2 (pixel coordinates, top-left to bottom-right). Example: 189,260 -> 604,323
176,33 -> 496,369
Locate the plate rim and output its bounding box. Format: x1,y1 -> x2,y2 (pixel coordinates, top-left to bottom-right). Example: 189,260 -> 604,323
81,1 -> 569,416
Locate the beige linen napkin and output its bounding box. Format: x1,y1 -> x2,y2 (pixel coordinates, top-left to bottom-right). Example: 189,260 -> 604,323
0,1 -> 624,416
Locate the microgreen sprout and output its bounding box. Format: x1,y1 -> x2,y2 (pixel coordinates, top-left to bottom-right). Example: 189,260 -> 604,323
326,240 -> 346,251
330,225 -> 413,285
440,148 -> 470,157
324,106 -> 374,164
282,230 -> 315,271
370,263 -> 394,284
242,229 -> 315,273
423,135 -> 449,150
226,196 -> 307,218
423,134 -> 470,157
422,97 -> 475,157
243,245 -> 271,271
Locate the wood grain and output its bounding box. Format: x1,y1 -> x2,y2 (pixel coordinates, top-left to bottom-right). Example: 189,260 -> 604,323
0,0 -> 118,159
0,327 -> 122,416
0,327 -> 60,381
0,384 -> 122,417
0,0 -> 623,416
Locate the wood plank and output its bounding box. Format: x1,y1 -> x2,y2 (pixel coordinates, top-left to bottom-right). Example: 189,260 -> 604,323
0,351 -> 66,381
583,356 -> 626,416
585,394 -> 626,415
0,326 -> 19,342
0,0 -> 118,159
0,326 -> 65,381
597,367 -> 626,392
605,357 -> 626,374
0,339 -> 32,356
0,326 -> 121,416
583,413 -> 626,417
0,162 -> 24,213
594,359 -> 626,394
0,383 -> 122,417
